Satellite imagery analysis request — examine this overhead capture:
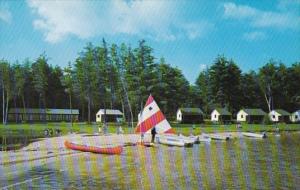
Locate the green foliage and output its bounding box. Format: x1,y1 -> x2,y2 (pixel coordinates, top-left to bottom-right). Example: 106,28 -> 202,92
240,71 -> 264,109
152,62 -> 190,117
262,115 -> 272,125
0,40 -> 299,123
32,54 -> 49,108
195,55 -> 242,114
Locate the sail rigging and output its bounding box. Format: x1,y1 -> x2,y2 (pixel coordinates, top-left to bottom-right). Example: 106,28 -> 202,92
135,95 -> 175,134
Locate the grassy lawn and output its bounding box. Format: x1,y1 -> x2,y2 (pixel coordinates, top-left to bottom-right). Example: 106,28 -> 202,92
0,122 -> 299,137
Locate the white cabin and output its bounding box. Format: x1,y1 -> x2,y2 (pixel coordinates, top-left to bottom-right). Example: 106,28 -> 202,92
269,109 -> 290,123
211,108 -> 231,123
96,109 -> 123,123
236,109 -> 266,123
176,109 -> 183,122
237,110 -> 247,122
291,110 -> 300,123
176,108 -> 204,124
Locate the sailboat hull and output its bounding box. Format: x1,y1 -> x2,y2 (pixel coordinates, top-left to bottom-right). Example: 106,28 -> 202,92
242,132 -> 267,138
156,135 -> 194,147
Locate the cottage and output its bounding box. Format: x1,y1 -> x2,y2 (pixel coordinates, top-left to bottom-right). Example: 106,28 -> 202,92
176,108 -> 204,124
291,110 -> 300,123
96,109 -> 123,123
8,108 -> 79,122
237,109 -> 267,124
269,109 -> 290,123
211,108 -> 232,123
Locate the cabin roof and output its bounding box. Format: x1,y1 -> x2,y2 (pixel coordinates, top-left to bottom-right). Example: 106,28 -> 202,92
273,109 -> 290,115
241,109 -> 267,116
292,110 -> 300,114
97,109 -> 123,115
8,108 -> 79,114
214,108 -> 231,115
47,109 -> 79,115
178,108 -> 204,115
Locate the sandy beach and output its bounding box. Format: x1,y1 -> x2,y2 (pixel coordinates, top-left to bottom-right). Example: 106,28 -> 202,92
0,132 -> 244,166
0,133 -> 144,166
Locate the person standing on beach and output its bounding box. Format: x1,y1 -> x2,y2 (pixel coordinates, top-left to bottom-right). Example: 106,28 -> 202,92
98,124 -> 102,134
190,124 -> 196,136
151,126 -> 157,143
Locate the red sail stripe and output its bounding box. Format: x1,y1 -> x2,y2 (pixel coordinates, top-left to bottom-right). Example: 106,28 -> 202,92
135,111 -> 164,133
135,110 -> 165,133
145,95 -> 154,107
165,128 -> 176,134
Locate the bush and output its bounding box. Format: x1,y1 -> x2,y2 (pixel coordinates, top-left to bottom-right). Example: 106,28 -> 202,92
204,120 -> 214,125
263,115 -> 272,125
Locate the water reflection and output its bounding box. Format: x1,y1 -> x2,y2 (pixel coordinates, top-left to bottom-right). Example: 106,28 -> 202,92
0,133 -> 299,189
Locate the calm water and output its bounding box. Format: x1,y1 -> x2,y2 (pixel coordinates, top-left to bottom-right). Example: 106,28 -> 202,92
1,133 -> 299,189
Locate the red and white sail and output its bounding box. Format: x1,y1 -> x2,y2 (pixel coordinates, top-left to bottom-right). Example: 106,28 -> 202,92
135,95 -> 175,134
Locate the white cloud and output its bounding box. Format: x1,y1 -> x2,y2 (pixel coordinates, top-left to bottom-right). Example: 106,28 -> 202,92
28,1 -> 101,43
223,2 -> 300,30
277,0 -> 300,11
223,2 -> 257,19
27,0 -> 211,43
243,31 -> 266,41
199,64 -> 208,71
181,22 -> 214,40
0,7 -> 12,23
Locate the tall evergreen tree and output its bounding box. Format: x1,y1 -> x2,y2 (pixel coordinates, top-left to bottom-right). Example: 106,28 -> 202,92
61,62 -> 75,126
240,71 -> 264,109
286,63 -> 300,110
32,54 -> 49,119
258,60 -> 277,112
0,60 -> 12,124
134,40 -> 156,112
74,43 -> 97,123
208,56 -> 241,113
195,70 -> 210,113
13,63 -> 27,118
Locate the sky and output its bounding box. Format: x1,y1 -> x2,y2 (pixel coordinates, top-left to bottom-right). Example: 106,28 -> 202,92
0,0 -> 300,83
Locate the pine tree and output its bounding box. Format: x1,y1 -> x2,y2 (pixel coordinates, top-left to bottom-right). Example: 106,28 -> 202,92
32,54 -> 49,121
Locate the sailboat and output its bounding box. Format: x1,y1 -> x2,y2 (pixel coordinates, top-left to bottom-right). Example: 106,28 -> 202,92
135,95 -> 194,147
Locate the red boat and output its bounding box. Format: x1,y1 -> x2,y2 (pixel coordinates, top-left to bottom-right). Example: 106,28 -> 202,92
64,140 -> 123,155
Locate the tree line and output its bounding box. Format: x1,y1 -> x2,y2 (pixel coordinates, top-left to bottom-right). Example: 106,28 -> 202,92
0,39 -> 299,124
195,57 -> 300,115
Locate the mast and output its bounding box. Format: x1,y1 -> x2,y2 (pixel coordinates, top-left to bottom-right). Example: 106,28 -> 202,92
140,100 -> 143,143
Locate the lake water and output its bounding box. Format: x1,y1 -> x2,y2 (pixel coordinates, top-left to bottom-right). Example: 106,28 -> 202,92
1,132 -> 299,189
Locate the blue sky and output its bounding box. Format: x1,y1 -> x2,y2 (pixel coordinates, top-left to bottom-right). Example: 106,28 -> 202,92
0,0 -> 299,83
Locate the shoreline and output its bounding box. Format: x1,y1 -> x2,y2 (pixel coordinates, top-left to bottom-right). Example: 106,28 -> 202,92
0,133 -> 146,166
1,130 -> 298,166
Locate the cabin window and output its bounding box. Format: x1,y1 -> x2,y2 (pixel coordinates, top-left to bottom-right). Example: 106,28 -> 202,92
214,115 -> 217,118
272,115 -> 275,119
241,115 -> 243,118
295,115 -> 298,119
97,115 -> 100,118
